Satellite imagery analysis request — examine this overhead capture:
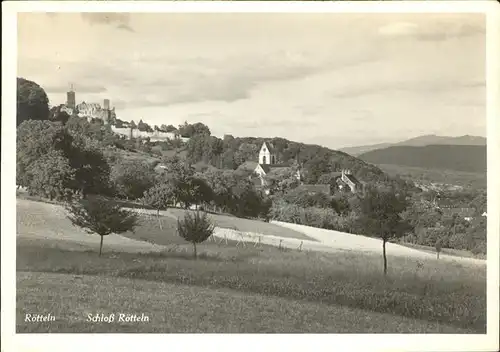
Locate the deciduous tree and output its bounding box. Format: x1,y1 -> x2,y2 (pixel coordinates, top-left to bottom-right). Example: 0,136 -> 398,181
17,77 -> 50,126
67,196 -> 138,256
358,186 -> 413,275
141,182 -> 175,229
177,210 -> 215,259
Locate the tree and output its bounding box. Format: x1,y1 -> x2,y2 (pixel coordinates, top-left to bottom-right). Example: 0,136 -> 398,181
358,186 -> 413,275
141,182 -> 175,229
162,124 -> 177,133
435,238 -> 443,259
199,169 -> 233,212
178,121 -> 210,138
25,150 -> 76,201
161,156 -> 199,208
264,168 -> 300,196
17,77 -> 50,126
137,119 -> 153,132
189,177 -> 214,210
17,119 -> 113,198
49,105 -> 71,124
67,135 -> 113,197
17,120 -> 73,188
177,210 -> 215,259
110,159 -> 156,200
67,196 -> 138,256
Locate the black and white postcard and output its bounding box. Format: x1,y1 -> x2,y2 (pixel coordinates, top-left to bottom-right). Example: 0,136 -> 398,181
2,1 -> 499,352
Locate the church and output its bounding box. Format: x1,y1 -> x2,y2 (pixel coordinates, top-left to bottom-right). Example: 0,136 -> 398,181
253,142 -> 300,188
253,141 -> 363,195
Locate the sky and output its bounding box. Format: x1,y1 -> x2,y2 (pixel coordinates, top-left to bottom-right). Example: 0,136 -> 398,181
17,12 -> 486,149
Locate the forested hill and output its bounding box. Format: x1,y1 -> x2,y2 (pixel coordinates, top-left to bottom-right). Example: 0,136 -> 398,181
185,134 -> 393,185
340,134 -> 486,156
358,145 -> 487,173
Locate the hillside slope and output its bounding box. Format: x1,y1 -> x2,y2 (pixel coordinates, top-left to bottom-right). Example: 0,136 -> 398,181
358,145 -> 486,173
341,135 -> 486,156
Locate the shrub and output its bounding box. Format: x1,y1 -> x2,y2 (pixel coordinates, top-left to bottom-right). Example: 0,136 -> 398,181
177,210 -> 215,259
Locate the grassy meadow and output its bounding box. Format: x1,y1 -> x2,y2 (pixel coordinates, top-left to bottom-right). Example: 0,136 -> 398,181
16,198 -> 486,333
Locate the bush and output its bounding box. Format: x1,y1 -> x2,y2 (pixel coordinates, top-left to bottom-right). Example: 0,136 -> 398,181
269,199 -> 357,232
177,210 -> 215,259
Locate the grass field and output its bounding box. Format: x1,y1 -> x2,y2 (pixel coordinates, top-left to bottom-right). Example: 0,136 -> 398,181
17,271 -> 473,333
16,198 -> 487,333
167,208 -> 314,241
398,242 -> 487,260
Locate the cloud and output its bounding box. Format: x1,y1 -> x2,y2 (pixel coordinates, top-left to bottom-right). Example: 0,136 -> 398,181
80,13 -> 134,32
113,52 -> 379,108
378,22 -> 419,37
43,83 -> 108,95
329,80 -> 485,99
378,19 -> 484,41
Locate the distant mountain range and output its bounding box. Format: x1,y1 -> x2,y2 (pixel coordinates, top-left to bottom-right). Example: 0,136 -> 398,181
340,134 -> 486,156
358,144 -> 486,173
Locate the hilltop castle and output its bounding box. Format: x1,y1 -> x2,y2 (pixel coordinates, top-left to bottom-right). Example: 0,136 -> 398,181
60,85 -> 116,125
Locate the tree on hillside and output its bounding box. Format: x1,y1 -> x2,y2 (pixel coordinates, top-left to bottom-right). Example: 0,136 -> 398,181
160,124 -> 177,133
17,120 -> 73,188
435,237 -> 443,259
68,136 -> 113,197
110,159 -> 156,200
199,169 -> 233,212
177,210 -> 215,259
331,194 -> 351,216
65,116 -> 119,147
49,105 -> 71,125
67,196 -> 138,256
466,217 -> 486,254
17,77 -> 50,126
17,120 -> 113,199
178,121 -> 211,138
357,186 -> 413,275
25,150 -> 76,201
161,155 -> 201,208
401,198 -> 442,231
141,182 -> 175,229
264,168 -> 300,196
137,119 -> 153,132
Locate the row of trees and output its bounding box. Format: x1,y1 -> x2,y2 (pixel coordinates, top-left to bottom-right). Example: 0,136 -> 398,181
68,195 -> 214,259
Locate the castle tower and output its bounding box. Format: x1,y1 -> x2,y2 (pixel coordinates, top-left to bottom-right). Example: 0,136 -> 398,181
103,99 -> 110,110
66,84 -> 76,109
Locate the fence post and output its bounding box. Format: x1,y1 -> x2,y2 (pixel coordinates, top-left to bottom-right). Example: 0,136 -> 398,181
298,241 -> 303,252
279,239 -> 283,251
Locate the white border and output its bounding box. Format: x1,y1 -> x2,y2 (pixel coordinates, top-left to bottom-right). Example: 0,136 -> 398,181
2,2 -> 499,352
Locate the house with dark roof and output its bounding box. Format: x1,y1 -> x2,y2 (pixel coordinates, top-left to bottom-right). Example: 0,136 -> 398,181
331,169 -> 363,193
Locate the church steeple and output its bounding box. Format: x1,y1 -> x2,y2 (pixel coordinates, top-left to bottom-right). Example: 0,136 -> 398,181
259,142 -> 276,165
